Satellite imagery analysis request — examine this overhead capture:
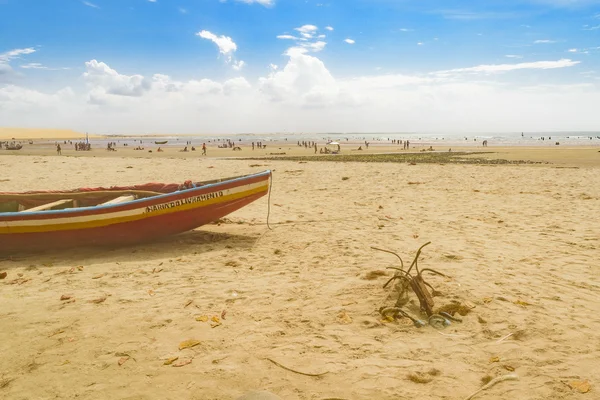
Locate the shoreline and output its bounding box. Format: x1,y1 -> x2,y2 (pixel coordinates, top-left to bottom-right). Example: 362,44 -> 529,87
2,142 -> 599,167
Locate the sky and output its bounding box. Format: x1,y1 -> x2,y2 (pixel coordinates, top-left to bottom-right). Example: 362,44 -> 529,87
1,0 -> 599,134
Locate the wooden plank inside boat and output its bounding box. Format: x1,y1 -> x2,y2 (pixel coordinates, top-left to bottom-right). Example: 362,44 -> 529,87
99,195 -> 136,206
20,199 -> 74,212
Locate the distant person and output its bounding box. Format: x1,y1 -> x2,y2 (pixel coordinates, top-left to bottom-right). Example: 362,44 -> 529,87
56,144 -> 62,155
202,143 -> 207,155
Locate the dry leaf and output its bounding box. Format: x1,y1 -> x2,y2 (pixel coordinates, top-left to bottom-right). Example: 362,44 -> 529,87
77,266 -> 84,271
48,329 -> 65,337
92,274 -> 104,279
184,300 -> 193,308
483,297 -> 493,304
89,296 -> 107,304
514,300 -> 532,307
148,289 -> 155,296
568,380 -> 591,393
211,316 -> 220,324
60,295 -> 72,301
118,356 -> 129,366
504,365 -> 515,372
463,301 -> 476,309
60,360 -> 70,365
172,358 -> 192,367
195,316 -> 208,322
178,339 -> 201,350
163,357 -> 179,365
489,356 -> 500,363
221,310 -> 227,320
337,311 -> 353,324
0,271 -> 7,279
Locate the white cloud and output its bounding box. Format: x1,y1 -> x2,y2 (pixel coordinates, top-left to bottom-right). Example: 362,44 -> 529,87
3,54 -> 600,134
295,25 -> 318,34
148,0 -> 157,2
505,54 -> 523,58
0,47 -> 36,63
278,25 -> 327,54
325,26 -> 334,31
568,48 -> 578,52
179,7 -> 188,14
302,41 -> 327,52
234,0 -> 274,6
197,30 -> 238,64
20,63 -> 47,69
435,59 -> 579,76
417,42 -> 423,45
534,39 -> 556,43
583,24 -> 600,30
20,63 -> 70,71
83,59 -> 151,98
259,50 -> 338,104
82,1 -> 99,8
232,60 -> 246,70
1,48 -> 37,81
223,77 -> 251,95
344,39 -> 355,44
399,28 -> 413,32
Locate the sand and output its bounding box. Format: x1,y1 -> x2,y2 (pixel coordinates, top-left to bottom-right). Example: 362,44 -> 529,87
1,149 -> 599,399
0,127 -> 89,140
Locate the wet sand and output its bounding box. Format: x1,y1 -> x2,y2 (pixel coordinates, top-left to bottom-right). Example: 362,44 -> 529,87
1,148 -> 599,399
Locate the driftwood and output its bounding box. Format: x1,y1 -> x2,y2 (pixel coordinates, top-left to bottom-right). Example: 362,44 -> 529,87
373,242 -> 448,317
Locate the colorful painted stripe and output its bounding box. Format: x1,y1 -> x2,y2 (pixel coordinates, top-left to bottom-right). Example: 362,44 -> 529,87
0,180 -> 268,234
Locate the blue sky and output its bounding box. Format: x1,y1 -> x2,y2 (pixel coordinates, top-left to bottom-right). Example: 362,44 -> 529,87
1,0 -> 599,133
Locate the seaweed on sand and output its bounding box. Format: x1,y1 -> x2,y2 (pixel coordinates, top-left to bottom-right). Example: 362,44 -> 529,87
243,152 -> 539,165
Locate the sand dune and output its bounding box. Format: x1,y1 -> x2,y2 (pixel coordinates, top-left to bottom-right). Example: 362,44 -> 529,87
1,153 -> 599,399
0,127 -> 87,140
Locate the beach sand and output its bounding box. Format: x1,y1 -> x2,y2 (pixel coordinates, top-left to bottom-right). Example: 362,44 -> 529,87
1,149 -> 599,399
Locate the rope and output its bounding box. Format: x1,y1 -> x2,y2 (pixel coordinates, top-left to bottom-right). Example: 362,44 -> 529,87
267,173 -> 273,230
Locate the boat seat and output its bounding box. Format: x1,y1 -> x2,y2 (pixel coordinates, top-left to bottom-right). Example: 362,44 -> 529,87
21,199 -> 74,212
99,195 -> 136,206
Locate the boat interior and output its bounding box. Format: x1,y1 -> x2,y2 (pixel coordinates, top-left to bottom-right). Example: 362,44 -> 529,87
0,190 -> 160,213
0,173 -> 262,214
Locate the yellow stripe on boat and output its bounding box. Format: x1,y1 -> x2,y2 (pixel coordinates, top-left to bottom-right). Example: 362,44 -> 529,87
0,182 -> 268,234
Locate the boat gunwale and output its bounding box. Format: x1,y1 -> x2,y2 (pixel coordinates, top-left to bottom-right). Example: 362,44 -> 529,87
0,170 -> 271,219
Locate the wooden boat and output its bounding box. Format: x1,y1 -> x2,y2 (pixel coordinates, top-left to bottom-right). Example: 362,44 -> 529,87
154,140 -> 168,145
0,171 -> 271,253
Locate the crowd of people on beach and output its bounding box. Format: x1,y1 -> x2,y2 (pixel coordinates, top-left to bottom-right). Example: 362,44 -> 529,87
74,142 -> 91,151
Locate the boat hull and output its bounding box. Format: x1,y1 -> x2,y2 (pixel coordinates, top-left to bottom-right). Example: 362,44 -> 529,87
0,171 -> 270,253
